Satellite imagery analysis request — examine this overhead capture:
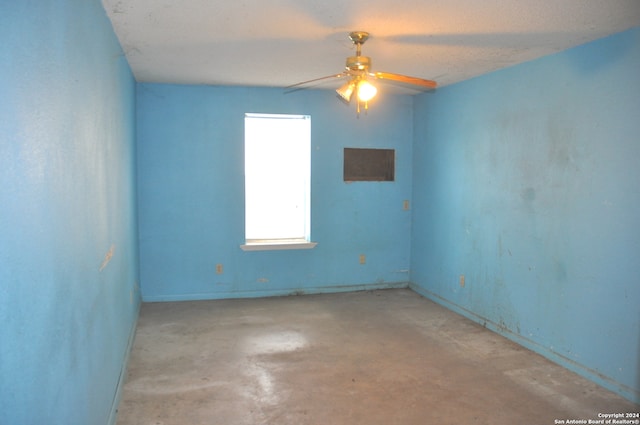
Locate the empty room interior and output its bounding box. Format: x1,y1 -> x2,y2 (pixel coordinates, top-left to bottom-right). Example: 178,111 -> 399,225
1,1 -> 640,424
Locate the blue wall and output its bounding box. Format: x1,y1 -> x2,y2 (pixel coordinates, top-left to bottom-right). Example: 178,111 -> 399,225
410,28 -> 640,403
0,2 -> 139,424
136,85 -> 413,301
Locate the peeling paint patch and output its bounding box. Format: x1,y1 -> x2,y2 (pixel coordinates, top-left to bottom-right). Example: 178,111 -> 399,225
100,244 -> 115,271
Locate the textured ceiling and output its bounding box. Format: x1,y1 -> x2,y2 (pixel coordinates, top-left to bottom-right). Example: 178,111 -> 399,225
102,0 -> 640,92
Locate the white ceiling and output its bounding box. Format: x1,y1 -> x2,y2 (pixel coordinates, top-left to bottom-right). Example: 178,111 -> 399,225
102,0 -> 640,92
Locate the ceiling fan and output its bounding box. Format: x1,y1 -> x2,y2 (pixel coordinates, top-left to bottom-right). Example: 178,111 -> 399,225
285,31 -> 437,116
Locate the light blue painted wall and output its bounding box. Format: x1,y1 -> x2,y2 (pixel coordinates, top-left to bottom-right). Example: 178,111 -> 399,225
411,28 -> 640,403
0,2 -> 139,424
136,85 -> 413,301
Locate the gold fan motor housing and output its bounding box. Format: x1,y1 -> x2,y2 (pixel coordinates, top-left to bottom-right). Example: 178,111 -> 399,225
347,31 -> 372,72
346,55 -> 371,72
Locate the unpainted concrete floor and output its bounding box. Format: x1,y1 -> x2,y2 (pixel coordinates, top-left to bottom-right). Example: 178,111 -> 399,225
116,289 -> 638,424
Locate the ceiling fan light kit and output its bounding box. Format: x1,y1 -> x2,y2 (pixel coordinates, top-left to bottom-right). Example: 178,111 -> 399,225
336,79 -> 378,114
285,31 -> 437,117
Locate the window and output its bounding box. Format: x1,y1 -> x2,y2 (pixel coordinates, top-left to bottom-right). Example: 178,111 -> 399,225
241,113 -> 316,251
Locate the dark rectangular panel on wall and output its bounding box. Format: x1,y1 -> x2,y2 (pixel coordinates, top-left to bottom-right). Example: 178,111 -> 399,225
344,148 -> 395,181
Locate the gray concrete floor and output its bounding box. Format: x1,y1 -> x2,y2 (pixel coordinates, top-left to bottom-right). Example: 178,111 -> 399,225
116,289 -> 638,424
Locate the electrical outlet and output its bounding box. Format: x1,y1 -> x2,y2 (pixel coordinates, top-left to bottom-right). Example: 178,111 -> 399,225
459,275 -> 465,287
403,200 -> 410,210
359,254 -> 366,265
216,264 -> 223,274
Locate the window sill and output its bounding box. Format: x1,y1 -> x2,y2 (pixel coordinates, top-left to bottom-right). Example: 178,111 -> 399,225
240,240 -> 318,251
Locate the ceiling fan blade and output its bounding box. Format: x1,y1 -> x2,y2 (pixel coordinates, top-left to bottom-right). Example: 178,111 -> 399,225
374,72 -> 437,90
284,72 -> 348,92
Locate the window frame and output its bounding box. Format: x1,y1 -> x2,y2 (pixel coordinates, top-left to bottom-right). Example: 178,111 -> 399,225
240,113 -> 317,251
